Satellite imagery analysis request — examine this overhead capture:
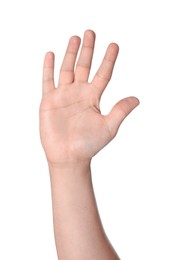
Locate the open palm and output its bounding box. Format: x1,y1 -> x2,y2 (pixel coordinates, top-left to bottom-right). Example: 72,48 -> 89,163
39,30 -> 139,166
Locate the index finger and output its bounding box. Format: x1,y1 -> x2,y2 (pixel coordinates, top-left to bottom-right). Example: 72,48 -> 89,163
91,43 -> 119,97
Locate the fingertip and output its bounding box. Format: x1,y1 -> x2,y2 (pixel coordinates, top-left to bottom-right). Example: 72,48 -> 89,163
84,29 -> 96,38
127,96 -> 140,107
109,43 -> 119,53
44,51 -> 54,64
70,35 -> 81,45
43,52 -> 55,69
45,51 -> 54,59
82,29 -> 96,49
105,43 -> 119,61
116,97 -> 140,117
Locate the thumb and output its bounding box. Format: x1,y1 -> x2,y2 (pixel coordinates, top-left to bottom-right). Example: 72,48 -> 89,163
104,96 -> 140,138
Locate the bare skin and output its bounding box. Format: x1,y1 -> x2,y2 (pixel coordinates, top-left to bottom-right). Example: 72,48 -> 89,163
39,30 -> 139,259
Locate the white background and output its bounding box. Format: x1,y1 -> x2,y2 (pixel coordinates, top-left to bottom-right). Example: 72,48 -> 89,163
0,0 -> 176,259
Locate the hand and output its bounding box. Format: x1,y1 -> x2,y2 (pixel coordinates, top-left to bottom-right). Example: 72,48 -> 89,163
39,30 -> 139,167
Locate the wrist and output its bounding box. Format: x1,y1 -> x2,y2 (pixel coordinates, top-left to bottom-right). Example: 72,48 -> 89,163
48,159 -> 91,176
48,160 -> 92,196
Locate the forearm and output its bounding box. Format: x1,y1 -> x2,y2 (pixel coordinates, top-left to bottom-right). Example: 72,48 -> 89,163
49,161 -> 120,260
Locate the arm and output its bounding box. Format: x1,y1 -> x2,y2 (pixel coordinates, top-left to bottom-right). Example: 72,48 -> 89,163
39,30 -> 139,259
49,162 -> 119,259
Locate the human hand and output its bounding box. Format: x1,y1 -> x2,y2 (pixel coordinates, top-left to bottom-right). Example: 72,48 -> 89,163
39,30 -> 139,167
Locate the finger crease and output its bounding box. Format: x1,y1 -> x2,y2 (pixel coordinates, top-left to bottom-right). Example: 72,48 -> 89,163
60,68 -> 73,72
96,72 -> 111,81
43,78 -> 53,82
76,63 -> 90,69
103,58 -> 115,65
82,45 -> 94,50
